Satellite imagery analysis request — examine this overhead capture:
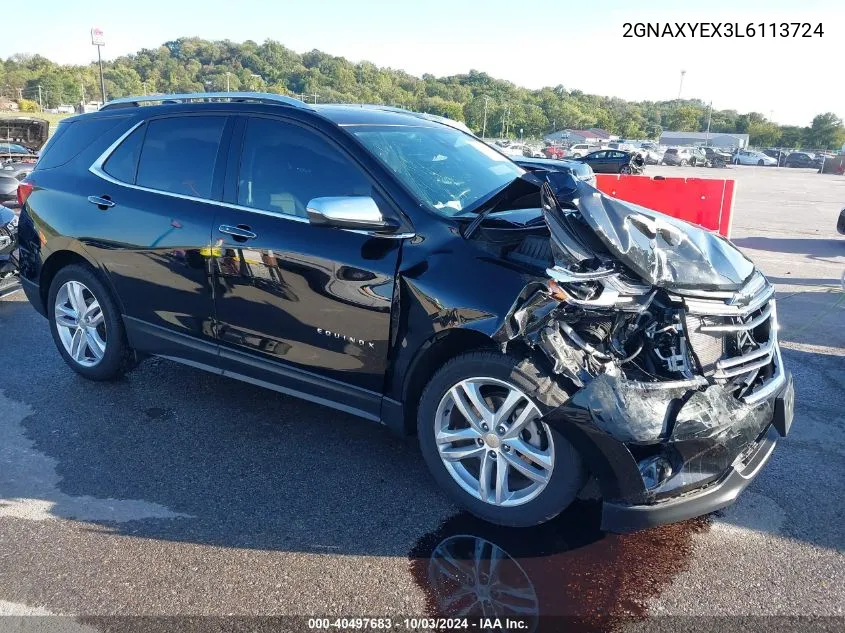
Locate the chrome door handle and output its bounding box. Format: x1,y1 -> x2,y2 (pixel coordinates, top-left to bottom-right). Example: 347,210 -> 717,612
218,224 -> 257,240
88,195 -> 115,208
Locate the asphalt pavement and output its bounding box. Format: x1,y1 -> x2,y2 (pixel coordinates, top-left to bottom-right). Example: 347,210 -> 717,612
1,164 -> 843,632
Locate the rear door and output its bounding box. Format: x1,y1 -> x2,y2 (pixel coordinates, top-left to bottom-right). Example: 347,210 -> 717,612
210,115 -> 403,417
587,151 -> 609,172
89,113 -> 232,364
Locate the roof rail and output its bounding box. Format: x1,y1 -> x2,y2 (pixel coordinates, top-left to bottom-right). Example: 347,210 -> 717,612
99,91 -> 314,111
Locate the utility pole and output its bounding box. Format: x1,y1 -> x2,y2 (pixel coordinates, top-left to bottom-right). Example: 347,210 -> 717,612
37,85 -> 43,112
225,72 -> 231,93
79,76 -> 86,103
705,100 -> 712,145
90,28 -> 107,105
17,88 -> 23,101
97,46 -> 106,104
677,70 -> 686,100
482,96 -> 490,139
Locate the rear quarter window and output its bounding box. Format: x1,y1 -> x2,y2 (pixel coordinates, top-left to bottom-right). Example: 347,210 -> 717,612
37,116 -> 129,170
103,124 -> 146,184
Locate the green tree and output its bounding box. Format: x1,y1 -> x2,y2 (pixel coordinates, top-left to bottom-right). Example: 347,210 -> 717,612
665,106 -> 700,132
804,113 -> 845,150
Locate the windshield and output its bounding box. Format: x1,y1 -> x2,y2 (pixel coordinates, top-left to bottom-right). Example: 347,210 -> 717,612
349,125 -> 523,216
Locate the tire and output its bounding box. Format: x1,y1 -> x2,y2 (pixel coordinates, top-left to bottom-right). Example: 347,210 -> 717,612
47,263 -> 132,381
734,158 -> 741,165
680,159 -> 688,166
417,351 -> 586,527
572,153 -> 581,158
620,165 -> 631,174
757,159 -> 764,166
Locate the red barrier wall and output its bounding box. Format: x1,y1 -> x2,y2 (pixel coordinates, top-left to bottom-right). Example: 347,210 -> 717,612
594,174 -> 736,238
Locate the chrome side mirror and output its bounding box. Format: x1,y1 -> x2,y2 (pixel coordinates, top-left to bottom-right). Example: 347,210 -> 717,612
306,196 -> 394,231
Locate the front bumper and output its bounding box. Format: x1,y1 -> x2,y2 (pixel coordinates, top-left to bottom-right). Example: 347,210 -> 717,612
601,424 -> 778,532
546,370 -> 794,533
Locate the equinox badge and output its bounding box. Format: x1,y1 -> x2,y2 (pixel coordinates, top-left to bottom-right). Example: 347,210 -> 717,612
317,328 -> 375,349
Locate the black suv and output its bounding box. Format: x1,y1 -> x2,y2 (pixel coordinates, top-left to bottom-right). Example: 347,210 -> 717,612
17,93 -> 794,531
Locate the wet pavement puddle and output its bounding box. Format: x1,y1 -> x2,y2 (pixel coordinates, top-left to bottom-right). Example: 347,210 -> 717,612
409,501 -> 709,632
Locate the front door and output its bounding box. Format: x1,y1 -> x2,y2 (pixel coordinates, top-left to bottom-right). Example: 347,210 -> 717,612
211,115 -> 403,416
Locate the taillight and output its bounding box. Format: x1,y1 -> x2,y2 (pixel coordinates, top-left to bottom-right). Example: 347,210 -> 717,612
17,181 -> 34,207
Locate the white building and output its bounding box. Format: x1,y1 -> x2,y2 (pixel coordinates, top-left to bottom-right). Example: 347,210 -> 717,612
659,131 -> 749,148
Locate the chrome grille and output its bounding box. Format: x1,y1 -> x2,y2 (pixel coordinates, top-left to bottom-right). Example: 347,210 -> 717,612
679,273 -> 785,405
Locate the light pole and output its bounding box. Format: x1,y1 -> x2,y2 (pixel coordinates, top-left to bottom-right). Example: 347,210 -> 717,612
225,72 -> 231,93
705,100 -> 712,145
677,69 -> 686,100
482,96 -> 490,139
90,28 -> 107,105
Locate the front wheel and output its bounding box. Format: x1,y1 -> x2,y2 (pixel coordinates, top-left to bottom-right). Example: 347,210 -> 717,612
572,153 -> 581,158
620,164 -> 632,174
680,159 -> 688,166
417,351 -> 586,527
757,159 -> 764,166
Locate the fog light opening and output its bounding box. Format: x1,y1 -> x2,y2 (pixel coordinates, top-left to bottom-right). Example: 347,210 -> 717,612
639,456 -> 674,490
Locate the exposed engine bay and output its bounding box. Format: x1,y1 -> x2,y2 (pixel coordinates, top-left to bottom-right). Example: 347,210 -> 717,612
481,173 -> 788,499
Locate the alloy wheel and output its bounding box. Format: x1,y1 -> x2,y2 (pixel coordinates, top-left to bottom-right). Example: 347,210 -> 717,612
54,280 -> 107,367
434,377 -> 555,507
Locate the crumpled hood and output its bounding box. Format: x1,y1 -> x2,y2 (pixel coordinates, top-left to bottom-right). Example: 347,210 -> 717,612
547,175 -> 755,291
0,117 -> 49,152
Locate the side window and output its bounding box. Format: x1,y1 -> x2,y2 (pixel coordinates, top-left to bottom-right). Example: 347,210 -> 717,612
238,117 -> 372,218
103,124 -> 145,184
591,151 -> 606,159
136,116 -> 226,199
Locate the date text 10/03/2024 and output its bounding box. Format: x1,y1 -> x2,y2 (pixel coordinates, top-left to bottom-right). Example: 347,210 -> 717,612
623,22 -> 824,38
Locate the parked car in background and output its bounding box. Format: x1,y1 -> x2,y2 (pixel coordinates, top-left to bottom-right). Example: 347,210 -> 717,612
15,92 -> 793,531
0,163 -> 35,208
784,152 -> 823,169
637,147 -> 664,165
733,150 -> 777,166
0,143 -> 35,160
566,143 -> 596,158
1,116 -> 49,161
701,146 -> 733,167
576,149 -> 644,174
513,156 -> 597,187
496,142 -> 532,158
0,172 -> 24,207
837,207 -> 845,235
761,149 -> 789,167
542,145 -> 566,160
661,147 -> 708,166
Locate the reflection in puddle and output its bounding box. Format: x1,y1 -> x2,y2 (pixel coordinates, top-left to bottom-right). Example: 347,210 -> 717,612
410,501 -> 708,632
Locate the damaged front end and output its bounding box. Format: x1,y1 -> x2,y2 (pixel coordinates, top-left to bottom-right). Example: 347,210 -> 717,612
500,174 -> 794,531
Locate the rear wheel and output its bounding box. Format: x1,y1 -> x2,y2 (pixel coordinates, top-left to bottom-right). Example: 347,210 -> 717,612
734,158 -> 741,165
680,159 -> 688,166
417,351 -> 586,527
47,264 -> 132,381
572,153 -> 581,158
620,164 -> 632,174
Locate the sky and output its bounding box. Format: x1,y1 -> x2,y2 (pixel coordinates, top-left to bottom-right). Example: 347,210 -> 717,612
1,0 -> 842,126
